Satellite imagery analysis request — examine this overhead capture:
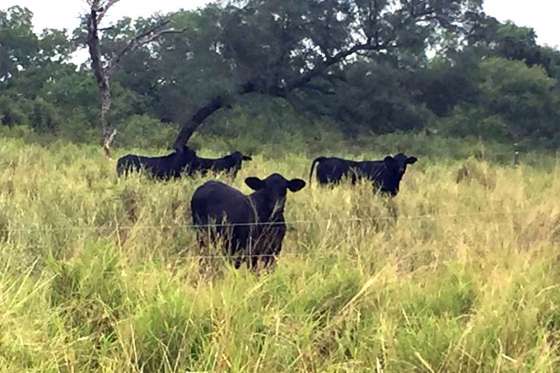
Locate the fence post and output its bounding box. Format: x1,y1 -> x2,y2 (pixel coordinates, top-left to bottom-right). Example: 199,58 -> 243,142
513,143 -> 520,167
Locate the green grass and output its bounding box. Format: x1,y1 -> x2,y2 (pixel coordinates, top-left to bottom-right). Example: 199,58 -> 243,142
1,137 -> 560,372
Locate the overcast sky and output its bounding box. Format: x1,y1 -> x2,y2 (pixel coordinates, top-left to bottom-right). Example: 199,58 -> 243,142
3,0 -> 560,49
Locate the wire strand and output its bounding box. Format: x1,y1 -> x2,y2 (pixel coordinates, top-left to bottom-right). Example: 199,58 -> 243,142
2,208 -> 534,232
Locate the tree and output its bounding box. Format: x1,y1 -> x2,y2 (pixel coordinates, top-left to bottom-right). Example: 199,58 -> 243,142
171,0 -> 483,149
0,6 -> 77,132
0,6 -> 37,84
82,0 -> 181,157
478,57 -> 557,139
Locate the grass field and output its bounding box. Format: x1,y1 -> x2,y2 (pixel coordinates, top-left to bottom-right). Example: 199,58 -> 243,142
1,137 -> 560,372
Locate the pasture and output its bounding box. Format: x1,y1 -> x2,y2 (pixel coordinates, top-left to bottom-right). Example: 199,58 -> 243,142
1,137 -> 560,372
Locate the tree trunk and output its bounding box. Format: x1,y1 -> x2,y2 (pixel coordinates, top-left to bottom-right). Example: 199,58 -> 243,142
98,75 -> 117,157
87,8 -> 117,158
173,96 -> 225,150
86,4 -> 177,157
173,82 -> 259,149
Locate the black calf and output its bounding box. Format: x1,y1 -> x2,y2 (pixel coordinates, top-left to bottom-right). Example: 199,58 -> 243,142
193,151 -> 252,178
191,173 -> 306,270
116,146 -> 197,180
309,153 -> 417,196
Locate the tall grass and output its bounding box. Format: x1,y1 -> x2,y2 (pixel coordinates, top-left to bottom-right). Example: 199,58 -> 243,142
1,137 -> 560,371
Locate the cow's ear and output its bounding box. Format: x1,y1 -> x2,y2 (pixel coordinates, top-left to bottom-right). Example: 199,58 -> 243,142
242,155 -> 253,161
406,156 -> 418,164
288,178 -> 306,192
245,177 -> 266,190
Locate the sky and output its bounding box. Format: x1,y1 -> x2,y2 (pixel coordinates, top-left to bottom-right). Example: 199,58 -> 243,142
2,0 -> 211,32
484,0 -> 560,48
3,0 -> 560,49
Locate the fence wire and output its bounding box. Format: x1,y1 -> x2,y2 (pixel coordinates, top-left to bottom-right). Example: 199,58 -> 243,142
1,207 -> 536,232
0,206 -> 546,260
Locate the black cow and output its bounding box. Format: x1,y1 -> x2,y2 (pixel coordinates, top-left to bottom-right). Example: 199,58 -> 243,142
193,151 -> 252,178
309,153 -> 418,196
191,173 -> 306,270
116,146 -> 197,180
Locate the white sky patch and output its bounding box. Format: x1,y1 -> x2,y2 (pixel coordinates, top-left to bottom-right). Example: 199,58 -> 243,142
2,0 -> 559,49
484,0 -> 560,48
3,0 -> 213,63
2,0 -> 212,33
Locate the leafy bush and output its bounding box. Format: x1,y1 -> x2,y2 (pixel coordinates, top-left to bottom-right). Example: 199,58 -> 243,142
114,114 -> 178,149
0,95 -> 29,126
29,97 -> 60,132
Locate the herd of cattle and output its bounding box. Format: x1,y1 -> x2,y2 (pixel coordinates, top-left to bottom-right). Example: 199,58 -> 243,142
117,146 -> 418,270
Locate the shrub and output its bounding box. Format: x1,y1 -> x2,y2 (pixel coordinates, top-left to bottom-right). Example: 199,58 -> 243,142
0,95 -> 29,126
29,97 -> 60,132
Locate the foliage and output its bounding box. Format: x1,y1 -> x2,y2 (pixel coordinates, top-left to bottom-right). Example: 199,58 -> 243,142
29,97 -> 60,132
1,1 -> 560,147
477,57 -> 558,139
435,57 -> 560,144
0,6 -> 37,82
0,94 -> 29,126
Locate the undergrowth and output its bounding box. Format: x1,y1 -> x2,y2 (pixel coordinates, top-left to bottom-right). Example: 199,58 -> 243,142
1,137 -> 560,371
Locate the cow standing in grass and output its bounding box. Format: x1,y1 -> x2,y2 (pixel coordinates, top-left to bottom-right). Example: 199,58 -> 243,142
191,173 -> 306,270
192,151 -> 252,178
116,145 -> 197,180
309,153 -> 418,196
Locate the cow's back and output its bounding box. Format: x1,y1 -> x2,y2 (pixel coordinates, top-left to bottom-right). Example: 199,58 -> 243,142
356,161 -> 385,180
193,157 -> 213,174
117,154 -> 144,176
191,180 -> 256,258
191,181 -> 253,226
316,157 -> 355,184
148,153 -> 180,179
193,155 -> 241,176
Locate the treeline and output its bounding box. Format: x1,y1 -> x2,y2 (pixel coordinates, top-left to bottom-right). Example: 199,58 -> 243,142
2,1 -> 560,151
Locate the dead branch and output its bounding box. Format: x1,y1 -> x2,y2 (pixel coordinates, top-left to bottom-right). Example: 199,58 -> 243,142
103,128 -> 118,158
84,0 -> 183,156
109,20 -> 184,75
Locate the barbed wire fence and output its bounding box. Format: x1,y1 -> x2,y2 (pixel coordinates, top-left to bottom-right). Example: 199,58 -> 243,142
2,207 -> 536,232
2,143 -> 560,260
0,207 -> 544,260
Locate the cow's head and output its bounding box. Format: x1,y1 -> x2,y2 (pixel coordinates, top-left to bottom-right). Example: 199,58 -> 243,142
245,173 -> 305,211
380,153 -> 418,195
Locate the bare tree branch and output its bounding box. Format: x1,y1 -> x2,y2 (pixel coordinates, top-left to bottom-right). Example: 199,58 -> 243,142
103,128 -> 117,158
284,40 -> 392,92
84,0 -> 183,156
96,0 -> 120,24
108,20 -> 185,75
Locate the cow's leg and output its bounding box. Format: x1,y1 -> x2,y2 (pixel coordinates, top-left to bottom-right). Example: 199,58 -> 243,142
247,238 -> 260,271
229,235 -> 245,269
262,236 -> 282,271
250,255 -> 260,271
262,254 -> 276,269
234,257 -> 243,269
196,227 -> 214,273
